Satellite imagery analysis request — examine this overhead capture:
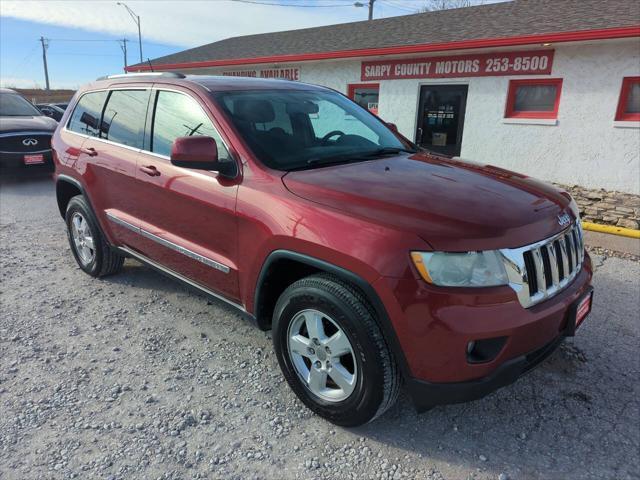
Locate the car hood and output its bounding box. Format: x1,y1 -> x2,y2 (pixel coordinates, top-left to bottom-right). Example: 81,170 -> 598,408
282,153 -> 575,251
0,115 -> 58,134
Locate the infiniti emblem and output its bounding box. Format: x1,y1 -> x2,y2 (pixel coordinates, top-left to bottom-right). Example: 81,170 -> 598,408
557,212 -> 572,227
22,138 -> 38,146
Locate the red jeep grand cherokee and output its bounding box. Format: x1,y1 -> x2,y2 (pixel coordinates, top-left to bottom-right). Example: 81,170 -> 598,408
52,73 -> 593,426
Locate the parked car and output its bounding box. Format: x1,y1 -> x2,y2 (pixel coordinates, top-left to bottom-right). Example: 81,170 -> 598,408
52,73 -> 593,426
0,88 -> 58,172
36,103 -> 65,121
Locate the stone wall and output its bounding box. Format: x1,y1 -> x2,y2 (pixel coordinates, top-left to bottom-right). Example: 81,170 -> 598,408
559,184 -> 640,230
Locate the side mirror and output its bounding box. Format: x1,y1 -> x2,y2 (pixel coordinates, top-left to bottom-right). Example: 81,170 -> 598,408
170,136 -> 224,172
386,122 -> 398,133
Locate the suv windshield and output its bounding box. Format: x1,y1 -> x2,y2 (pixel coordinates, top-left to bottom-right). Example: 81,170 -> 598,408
0,92 -> 43,117
214,89 -> 414,171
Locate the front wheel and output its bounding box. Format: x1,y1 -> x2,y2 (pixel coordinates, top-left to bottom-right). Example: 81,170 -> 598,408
272,274 -> 400,426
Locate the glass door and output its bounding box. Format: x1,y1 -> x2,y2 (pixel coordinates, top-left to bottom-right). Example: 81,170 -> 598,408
416,84 -> 468,156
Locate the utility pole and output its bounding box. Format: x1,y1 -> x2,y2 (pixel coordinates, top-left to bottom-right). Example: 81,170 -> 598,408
117,2 -> 143,63
39,36 -> 50,91
120,38 -> 128,70
368,0 -> 376,20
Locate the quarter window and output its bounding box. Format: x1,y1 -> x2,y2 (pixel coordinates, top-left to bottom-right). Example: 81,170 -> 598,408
615,76 -> 640,121
151,90 -> 231,162
67,90 -> 108,137
505,79 -> 562,119
101,90 -> 149,149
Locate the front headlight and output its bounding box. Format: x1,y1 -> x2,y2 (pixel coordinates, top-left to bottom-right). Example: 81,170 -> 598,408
410,250 -> 508,287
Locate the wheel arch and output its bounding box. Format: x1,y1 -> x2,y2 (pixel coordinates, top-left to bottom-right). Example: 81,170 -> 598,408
55,174 -> 84,218
253,250 -> 411,379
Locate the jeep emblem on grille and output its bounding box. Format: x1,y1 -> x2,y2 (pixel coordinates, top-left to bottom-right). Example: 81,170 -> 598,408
557,212 -> 571,227
22,138 -> 38,146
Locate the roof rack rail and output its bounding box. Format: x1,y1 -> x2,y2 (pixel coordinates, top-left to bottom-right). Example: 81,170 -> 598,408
96,72 -> 186,81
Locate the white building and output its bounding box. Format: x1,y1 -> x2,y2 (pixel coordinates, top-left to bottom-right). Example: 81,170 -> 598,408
130,0 -> 640,194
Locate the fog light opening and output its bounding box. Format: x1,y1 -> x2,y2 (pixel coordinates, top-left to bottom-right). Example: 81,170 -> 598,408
466,336 -> 507,364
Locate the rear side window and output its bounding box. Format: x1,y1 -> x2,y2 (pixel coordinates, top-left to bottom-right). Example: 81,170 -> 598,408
67,91 -> 108,137
151,90 -> 230,161
101,90 -> 149,149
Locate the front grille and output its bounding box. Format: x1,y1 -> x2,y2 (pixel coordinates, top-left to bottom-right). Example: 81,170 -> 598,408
501,222 -> 585,308
0,133 -> 52,154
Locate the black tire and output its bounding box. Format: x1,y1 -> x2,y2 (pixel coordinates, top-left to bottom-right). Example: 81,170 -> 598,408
65,195 -> 124,277
273,273 -> 400,426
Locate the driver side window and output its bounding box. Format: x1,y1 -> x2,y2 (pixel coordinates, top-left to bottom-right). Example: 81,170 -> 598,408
151,90 -> 231,162
309,100 -> 379,143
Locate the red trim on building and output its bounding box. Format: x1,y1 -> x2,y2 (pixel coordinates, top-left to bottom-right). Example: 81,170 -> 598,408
347,83 -> 380,99
126,26 -> 640,72
504,78 -> 563,119
615,76 -> 640,121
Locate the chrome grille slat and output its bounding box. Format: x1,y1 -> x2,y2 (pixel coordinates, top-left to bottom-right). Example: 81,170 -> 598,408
500,223 -> 584,308
531,248 -> 546,295
546,244 -> 560,286
559,239 -> 570,280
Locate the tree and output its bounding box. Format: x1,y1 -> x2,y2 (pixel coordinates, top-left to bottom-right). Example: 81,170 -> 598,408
420,0 -> 483,12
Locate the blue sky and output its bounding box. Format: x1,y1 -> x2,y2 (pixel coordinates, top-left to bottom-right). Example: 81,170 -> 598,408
0,17 -> 181,89
0,0 -> 492,89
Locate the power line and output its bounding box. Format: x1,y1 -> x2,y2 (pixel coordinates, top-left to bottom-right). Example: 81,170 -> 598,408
380,0 -> 420,13
47,38 -> 122,42
48,53 -> 122,57
229,0 -> 356,7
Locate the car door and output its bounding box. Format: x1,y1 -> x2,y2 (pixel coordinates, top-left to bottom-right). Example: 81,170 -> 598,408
132,87 -> 241,302
61,90 -> 107,168
72,87 -> 152,247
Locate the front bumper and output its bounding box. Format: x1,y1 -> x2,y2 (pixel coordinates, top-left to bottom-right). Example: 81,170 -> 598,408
405,306 -> 588,411
374,253 -> 593,410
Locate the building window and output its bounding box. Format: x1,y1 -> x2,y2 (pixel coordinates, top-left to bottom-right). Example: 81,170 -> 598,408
615,76 -> 640,121
505,78 -> 562,119
348,83 -> 379,115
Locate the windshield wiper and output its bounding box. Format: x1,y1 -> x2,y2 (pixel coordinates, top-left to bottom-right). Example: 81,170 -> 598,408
293,147 -> 417,171
304,155 -> 358,168
359,147 -> 417,158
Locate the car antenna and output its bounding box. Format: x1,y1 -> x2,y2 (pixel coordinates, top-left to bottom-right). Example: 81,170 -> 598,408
147,58 -> 154,72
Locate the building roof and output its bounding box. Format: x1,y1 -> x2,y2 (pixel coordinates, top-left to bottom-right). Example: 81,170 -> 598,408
133,0 -> 640,71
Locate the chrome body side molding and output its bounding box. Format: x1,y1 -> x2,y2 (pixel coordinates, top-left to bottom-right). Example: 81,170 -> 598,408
105,212 -> 230,273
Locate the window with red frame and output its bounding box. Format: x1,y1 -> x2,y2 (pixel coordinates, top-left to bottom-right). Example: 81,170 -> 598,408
505,78 -> 563,119
615,76 -> 640,121
348,83 -> 380,115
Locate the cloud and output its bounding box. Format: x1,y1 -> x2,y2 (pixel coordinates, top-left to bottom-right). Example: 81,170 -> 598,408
0,0 -> 368,47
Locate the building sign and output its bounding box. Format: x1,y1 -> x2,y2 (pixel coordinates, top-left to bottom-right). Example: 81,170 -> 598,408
222,67 -> 300,80
361,50 -> 554,81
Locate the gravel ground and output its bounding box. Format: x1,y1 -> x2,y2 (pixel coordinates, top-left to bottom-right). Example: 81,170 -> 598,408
1,175 -> 639,480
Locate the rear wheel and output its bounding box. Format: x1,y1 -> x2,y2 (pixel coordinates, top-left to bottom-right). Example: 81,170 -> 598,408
273,273 -> 400,426
65,195 -> 123,277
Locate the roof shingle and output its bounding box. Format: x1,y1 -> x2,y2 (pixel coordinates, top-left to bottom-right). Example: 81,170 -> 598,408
141,0 -> 640,67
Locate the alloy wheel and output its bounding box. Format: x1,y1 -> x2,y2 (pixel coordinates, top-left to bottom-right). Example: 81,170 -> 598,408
287,309 -> 358,402
70,212 -> 95,266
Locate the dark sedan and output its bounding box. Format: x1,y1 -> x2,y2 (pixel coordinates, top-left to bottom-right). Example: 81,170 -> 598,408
36,103 -> 66,122
0,88 -> 58,173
